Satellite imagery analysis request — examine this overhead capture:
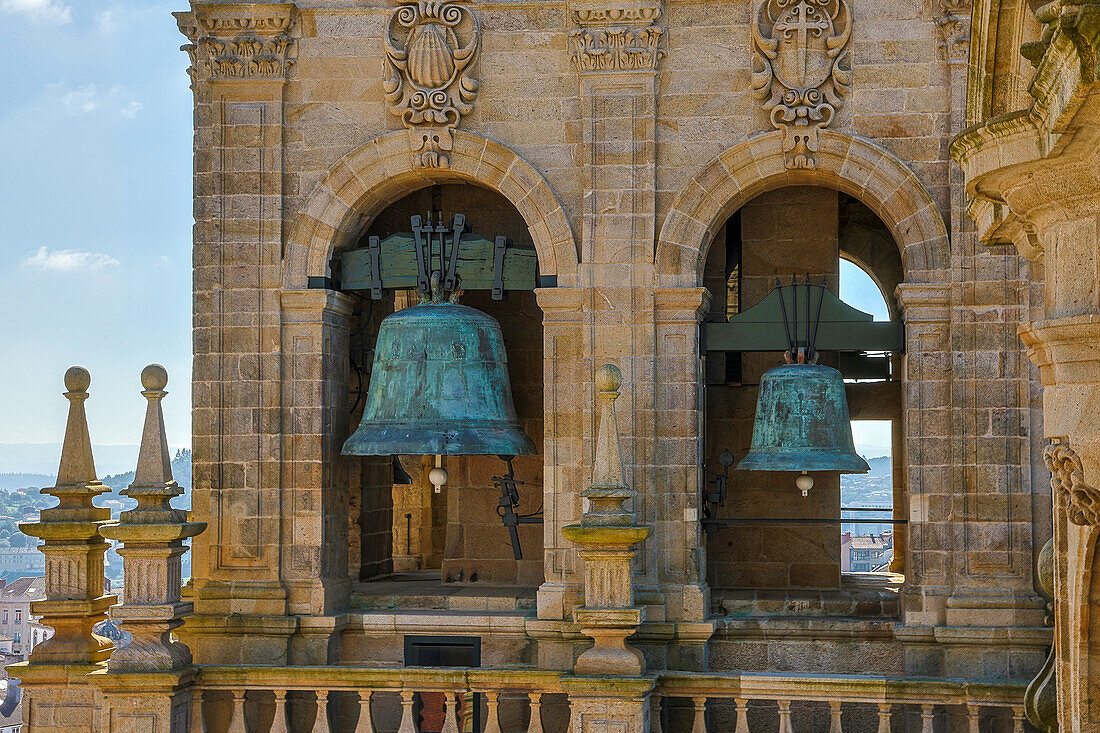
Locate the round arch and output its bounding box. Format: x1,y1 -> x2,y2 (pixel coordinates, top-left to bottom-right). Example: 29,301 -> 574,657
285,129 -> 580,289
655,130 -> 950,287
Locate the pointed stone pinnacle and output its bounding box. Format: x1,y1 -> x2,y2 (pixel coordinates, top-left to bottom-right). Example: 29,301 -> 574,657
55,366 -> 98,487
590,364 -> 626,491
133,364 -> 174,488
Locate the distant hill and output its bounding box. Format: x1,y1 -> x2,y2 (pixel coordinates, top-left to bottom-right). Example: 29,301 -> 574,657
865,456 -> 891,476
0,473 -> 55,491
0,443 -> 145,476
101,449 -> 192,510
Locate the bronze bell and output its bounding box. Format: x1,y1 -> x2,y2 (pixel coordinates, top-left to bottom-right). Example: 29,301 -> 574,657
341,301 -> 536,457
737,363 -> 869,477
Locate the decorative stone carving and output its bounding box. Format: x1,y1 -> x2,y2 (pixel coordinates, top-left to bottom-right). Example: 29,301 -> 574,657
383,1 -> 481,168
175,7 -> 297,83
570,2 -> 665,71
751,0 -> 853,169
1044,438 -> 1100,526
1025,537 -> 1058,732
934,0 -> 972,61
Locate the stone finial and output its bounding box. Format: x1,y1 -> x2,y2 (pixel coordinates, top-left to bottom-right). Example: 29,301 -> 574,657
101,365 -> 205,672
56,366 -> 98,487
562,364 -> 650,676
132,364 -> 176,494
20,367 -> 115,664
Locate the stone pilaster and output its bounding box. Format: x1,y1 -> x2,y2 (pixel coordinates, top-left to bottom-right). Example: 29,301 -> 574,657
175,3 -> 303,663
17,367 -> 117,733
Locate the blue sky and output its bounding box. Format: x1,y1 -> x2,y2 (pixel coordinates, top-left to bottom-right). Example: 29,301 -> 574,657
0,0 -> 193,450
0,0 -> 894,466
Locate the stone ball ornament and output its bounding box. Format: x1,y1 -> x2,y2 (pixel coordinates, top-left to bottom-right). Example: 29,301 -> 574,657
596,364 -> 622,393
64,366 -> 91,393
141,363 -> 169,391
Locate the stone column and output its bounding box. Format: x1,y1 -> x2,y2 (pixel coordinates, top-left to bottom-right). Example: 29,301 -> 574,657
17,367 -> 117,733
97,364 -> 205,732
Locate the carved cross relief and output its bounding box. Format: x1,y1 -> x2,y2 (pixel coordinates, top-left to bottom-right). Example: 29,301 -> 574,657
752,0 -> 852,169
383,1 -> 481,168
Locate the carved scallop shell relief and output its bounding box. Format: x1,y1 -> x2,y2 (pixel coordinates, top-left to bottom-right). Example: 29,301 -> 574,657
383,1 -> 481,168
752,0 -> 852,170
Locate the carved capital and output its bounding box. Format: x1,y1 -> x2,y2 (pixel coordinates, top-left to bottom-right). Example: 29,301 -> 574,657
752,0 -> 853,169
1045,438 -> 1100,526
383,1 -> 481,169
570,3 -> 666,72
175,5 -> 298,84
934,0 -> 972,61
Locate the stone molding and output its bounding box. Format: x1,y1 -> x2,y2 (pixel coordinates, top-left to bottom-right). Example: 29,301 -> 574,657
382,1 -> 481,168
1045,439 -> 1100,526
652,287 -> 712,324
570,1 -> 662,25
278,289 -> 356,320
934,0 -> 972,62
751,0 -> 853,169
895,282 -> 952,324
175,5 -> 298,84
286,129 -> 580,290
655,130 -> 950,286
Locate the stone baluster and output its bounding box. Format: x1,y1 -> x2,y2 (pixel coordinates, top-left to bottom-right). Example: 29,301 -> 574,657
227,690 -> 247,733
734,698 -> 750,733
441,691 -> 460,733
828,700 -> 843,733
562,365 -> 652,676
101,365 -> 205,672
1011,706 -> 1026,733
354,691 -> 374,733
876,703 -> 891,733
311,690 -> 331,733
20,367 -> 116,664
191,692 -> 205,733
527,692 -> 544,733
966,703 -> 980,733
398,691 -> 416,733
271,691 -> 289,733
777,699 -> 793,733
920,704 -> 934,733
690,696 -> 707,733
484,691 -> 503,733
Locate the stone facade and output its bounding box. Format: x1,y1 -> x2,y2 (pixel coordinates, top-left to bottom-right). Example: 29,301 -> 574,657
21,0 -> 1100,730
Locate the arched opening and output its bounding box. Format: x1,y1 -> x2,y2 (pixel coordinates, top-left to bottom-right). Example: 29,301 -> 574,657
335,182 -> 547,601
701,186 -> 905,619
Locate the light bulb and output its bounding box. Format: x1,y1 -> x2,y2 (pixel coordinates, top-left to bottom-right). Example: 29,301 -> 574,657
429,466 -> 448,494
796,471 -> 813,497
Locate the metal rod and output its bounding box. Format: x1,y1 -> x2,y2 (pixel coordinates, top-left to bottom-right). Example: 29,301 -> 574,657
776,278 -> 794,355
809,276 -> 826,360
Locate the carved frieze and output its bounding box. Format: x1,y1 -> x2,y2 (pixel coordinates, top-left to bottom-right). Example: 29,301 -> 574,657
570,2 -> 665,72
935,0 -> 972,61
752,0 -> 853,169
175,7 -> 297,83
1045,439 -> 1100,526
383,1 -> 481,168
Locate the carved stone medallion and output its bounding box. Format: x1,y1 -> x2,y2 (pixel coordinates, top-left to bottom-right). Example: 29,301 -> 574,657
1045,438 -> 1100,526
383,1 -> 481,168
752,0 -> 852,169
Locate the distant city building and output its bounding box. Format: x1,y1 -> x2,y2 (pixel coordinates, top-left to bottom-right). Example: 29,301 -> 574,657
0,578 -> 49,660
0,549 -> 43,582
841,532 -> 894,573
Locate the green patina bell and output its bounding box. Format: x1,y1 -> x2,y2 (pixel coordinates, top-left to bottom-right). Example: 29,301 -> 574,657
342,301 -> 536,457
737,363 -> 869,475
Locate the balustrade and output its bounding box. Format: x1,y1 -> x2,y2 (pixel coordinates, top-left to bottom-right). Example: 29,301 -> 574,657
182,667 -> 1028,733
656,672 -> 1028,733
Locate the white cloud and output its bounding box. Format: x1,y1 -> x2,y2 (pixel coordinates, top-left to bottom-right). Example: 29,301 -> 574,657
23,247 -> 120,272
47,84 -> 143,119
0,0 -> 72,23
93,8 -> 116,35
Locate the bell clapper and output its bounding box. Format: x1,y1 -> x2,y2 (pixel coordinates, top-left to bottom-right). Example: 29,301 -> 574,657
796,471 -> 814,497
429,455 -> 448,494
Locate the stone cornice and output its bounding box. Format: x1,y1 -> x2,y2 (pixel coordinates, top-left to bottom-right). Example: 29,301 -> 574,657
895,282 -> 951,324
175,4 -> 298,84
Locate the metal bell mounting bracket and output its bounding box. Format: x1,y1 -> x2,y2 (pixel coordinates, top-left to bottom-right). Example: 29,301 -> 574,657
701,449 -> 735,535
493,455 -> 543,561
